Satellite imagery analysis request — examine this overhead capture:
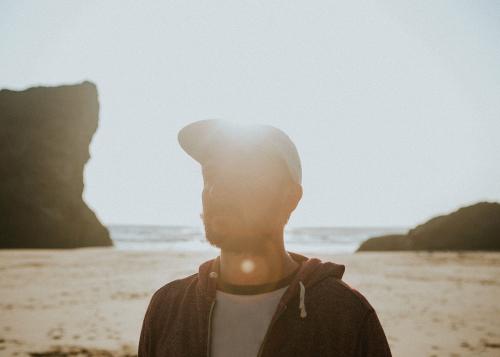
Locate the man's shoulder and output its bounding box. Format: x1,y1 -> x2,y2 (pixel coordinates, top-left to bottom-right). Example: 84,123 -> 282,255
142,272 -> 201,328
150,272 -> 200,304
314,276 -> 376,314
153,273 -> 198,298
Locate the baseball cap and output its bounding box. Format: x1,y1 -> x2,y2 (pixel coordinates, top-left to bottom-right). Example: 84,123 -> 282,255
177,119 -> 302,186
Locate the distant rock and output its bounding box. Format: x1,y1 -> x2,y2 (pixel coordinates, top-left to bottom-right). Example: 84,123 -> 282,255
356,234 -> 411,251
0,81 -> 112,248
357,202 -> 500,252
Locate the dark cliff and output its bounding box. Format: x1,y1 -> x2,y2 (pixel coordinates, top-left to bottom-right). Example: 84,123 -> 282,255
0,81 -> 112,248
357,201 -> 500,252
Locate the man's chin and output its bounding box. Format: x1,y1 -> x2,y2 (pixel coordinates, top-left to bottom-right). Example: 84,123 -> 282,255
204,227 -> 272,255
204,214 -> 248,236
204,224 -> 240,243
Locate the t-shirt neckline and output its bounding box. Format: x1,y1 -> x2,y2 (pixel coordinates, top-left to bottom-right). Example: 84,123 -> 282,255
216,261 -> 302,295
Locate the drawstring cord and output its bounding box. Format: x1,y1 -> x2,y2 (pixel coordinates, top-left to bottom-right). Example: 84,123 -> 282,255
299,281 -> 307,318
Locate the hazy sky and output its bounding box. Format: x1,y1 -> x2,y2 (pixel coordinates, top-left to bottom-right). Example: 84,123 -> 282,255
1,1 -> 499,228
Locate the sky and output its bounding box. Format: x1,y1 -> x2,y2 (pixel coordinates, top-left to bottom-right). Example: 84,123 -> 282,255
1,1 -> 499,228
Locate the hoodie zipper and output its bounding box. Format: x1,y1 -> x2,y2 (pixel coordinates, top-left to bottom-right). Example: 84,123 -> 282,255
256,304 -> 287,357
206,299 -> 216,357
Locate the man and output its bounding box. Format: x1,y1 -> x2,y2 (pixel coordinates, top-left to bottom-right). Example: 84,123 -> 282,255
138,119 -> 392,356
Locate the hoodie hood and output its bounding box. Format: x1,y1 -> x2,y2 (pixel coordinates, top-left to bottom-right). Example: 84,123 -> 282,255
196,251 -> 345,319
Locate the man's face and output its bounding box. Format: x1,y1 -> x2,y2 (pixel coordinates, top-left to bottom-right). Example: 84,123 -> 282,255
200,150 -> 291,254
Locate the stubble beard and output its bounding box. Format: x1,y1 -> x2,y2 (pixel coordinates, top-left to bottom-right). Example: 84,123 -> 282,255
200,211 -> 277,255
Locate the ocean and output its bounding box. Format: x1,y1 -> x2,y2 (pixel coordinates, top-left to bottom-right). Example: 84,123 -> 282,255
108,225 -> 408,254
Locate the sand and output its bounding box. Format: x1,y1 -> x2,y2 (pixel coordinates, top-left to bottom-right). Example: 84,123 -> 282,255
1,248 -> 499,356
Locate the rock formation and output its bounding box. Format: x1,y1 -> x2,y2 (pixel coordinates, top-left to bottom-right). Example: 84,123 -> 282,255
357,201 -> 500,252
0,81 -> 112,248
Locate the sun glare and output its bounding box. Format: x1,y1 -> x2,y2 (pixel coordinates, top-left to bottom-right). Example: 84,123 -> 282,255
240,258 -> 255,274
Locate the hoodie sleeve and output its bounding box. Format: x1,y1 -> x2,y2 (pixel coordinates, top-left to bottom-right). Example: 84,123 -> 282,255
138,294 -> 156,357
354,309 -> 392,356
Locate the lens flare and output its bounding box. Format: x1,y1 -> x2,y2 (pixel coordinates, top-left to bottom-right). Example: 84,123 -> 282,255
240,259 -> 255,273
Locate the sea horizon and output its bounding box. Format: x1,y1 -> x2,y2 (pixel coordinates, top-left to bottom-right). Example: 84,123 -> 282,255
107,224 -> 409,254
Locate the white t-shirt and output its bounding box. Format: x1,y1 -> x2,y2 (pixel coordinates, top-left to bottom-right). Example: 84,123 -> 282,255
210,285 -> 289,357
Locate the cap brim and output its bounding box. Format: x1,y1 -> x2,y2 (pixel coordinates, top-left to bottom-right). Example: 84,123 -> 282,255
178,119 -> 302,185
177,119 -> 229,164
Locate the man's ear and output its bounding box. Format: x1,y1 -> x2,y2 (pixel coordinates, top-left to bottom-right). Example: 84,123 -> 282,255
285,182 -> 303,213
279,182 -> 302,226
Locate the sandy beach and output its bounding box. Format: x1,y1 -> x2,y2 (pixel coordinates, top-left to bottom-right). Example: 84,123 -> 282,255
1,248 -> 499,356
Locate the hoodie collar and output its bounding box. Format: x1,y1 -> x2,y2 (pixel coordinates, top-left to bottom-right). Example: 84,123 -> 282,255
196,251 -> 345,308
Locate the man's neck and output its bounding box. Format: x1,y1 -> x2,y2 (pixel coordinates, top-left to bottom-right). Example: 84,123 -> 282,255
218,239 -> 300,286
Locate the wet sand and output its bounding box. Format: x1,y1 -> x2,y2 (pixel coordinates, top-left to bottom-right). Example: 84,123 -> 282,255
1,248 -> 499,356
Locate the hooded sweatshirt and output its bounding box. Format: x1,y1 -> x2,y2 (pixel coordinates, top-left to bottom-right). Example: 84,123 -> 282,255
138,251 -> 392,357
